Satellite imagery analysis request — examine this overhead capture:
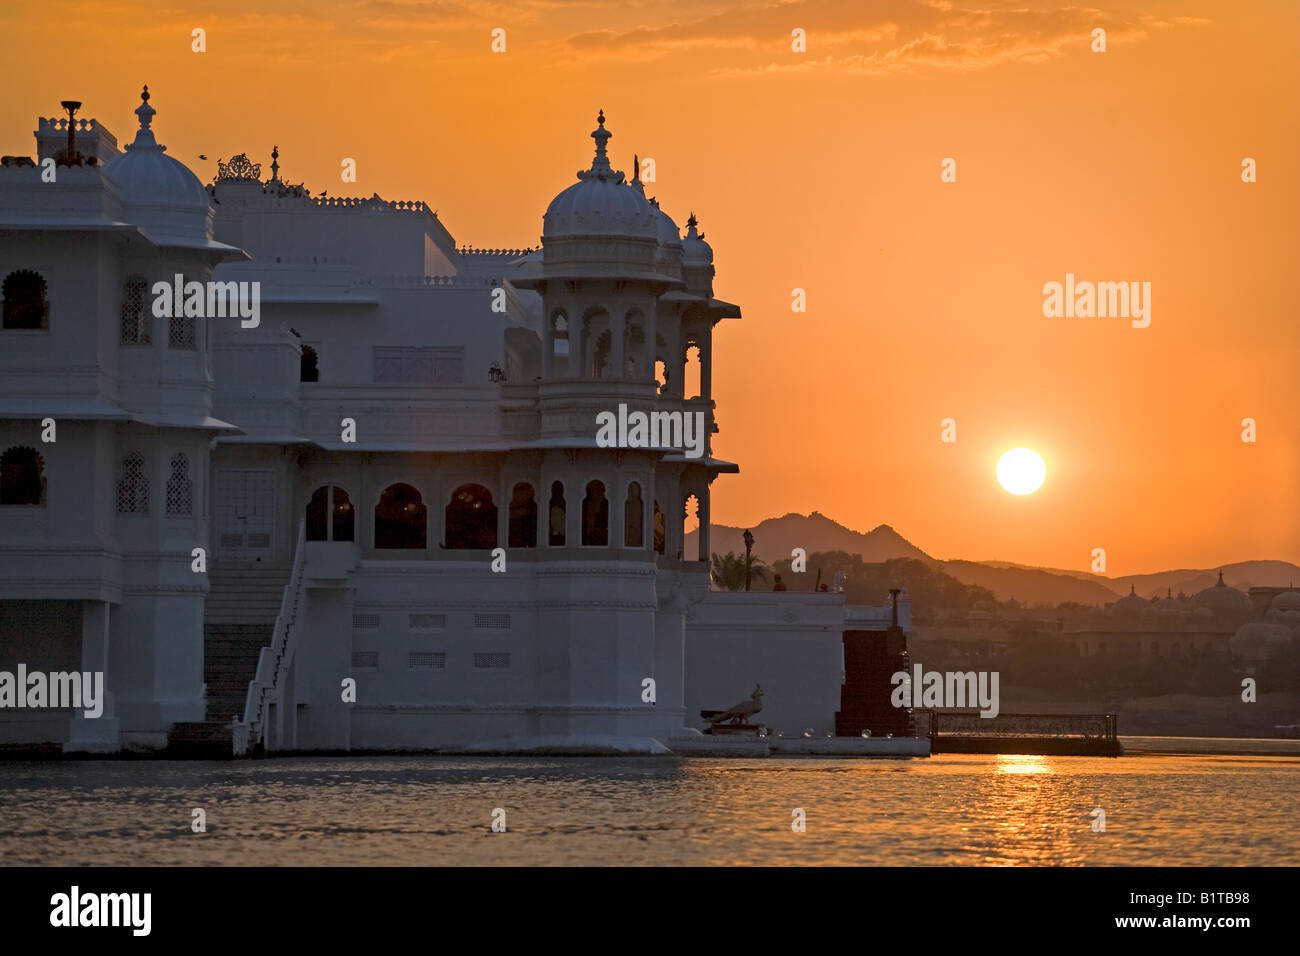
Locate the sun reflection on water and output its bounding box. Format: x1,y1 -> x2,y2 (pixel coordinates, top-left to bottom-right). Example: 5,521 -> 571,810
994,754 -> 1054,775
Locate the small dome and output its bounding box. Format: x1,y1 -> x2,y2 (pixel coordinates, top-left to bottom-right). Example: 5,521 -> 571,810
1270,589 -> 1300,613
1267,608 -> 1300,628
103,86 -> 212,244
650,199 -> 681,249
1112,584 -> 1148,616
542,111 -> 656,242
1231,621 -> 1293,660
681,212 -> 713,265
1192,571 -> 1252,615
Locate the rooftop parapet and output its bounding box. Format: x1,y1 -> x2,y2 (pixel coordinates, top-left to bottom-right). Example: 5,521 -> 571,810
34,116 -> 121,165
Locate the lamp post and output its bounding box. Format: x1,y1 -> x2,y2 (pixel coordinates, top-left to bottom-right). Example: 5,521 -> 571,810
743,528 -> 754,592
60,101 -> 82,165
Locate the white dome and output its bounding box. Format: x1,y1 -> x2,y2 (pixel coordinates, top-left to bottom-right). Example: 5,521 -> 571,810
652,200 -> 681,248
681,213 -> 713,265
542,112 -> 655,242
103,86 -> 212,245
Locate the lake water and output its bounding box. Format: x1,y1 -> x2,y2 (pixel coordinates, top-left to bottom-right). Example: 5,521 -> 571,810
1,750 -> 1296,866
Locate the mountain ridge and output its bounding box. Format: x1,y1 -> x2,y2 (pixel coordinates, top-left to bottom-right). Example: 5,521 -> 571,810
687,512 -> 1300,605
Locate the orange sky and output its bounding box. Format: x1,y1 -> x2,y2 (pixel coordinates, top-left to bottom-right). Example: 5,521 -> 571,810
3,0 -> 1297,574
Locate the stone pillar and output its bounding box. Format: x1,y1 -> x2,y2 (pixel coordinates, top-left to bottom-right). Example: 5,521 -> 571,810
611,312 -> 625,380
541,315 -> 553,378
64,600 -> 120,753
696,486 -> 710,562
701,332 -> 713,400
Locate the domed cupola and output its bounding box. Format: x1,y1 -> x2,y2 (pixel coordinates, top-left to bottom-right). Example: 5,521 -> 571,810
649,196 -> 682,278
1192,570 -> 1253,618
1112,584 -> 1149,617
680,213 -> 714,296
1270,588 -> 1300,613
103,86 -> 213,246
543,111 -> 656,242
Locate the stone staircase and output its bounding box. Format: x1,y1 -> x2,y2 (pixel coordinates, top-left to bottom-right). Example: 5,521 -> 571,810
204,563 -> 291,723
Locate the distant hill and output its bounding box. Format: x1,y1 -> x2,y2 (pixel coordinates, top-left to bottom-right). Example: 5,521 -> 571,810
686,512 -> 931,566
936,560 -> 1121,606
693,512 -> 1300,606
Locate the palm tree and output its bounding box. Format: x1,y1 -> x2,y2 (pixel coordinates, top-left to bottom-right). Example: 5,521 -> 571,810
711,551 -> 769,591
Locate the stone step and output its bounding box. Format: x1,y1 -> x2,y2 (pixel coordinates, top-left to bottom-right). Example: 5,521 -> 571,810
167,721 -> 235,759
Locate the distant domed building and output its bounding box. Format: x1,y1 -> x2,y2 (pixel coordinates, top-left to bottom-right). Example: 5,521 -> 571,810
1230,620 -> 1295,669
1192,571 -> 1254,620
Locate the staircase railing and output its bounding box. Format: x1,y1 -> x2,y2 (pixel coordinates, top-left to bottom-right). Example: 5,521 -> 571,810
236,519 -> 307,754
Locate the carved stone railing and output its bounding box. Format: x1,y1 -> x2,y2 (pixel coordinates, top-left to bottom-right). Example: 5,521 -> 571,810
351,274 -> 500,288
237,519 -> 307,754
922,711 -> 1117,739
458,246 -> 537,257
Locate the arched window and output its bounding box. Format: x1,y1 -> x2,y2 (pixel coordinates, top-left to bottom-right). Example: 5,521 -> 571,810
445,483 -> 497,549
653,500 -> 665,555
684,342 -> 702,399
168,279 -> 196,350
300,345 -> 319,382
2,270 -> 49,330
683,494 -> 701,560
548,481 -> 566,547
0,446 -> 45,504
375,483 -> 426,549
552,314 -> 569,359
166,452 -> 193,516
120,275 -> 150,344
307,484 -> 353,541
582,480 -> 608,546
508,482 -> 537,548
624,482 -> 644,547
116,453 -> 149,514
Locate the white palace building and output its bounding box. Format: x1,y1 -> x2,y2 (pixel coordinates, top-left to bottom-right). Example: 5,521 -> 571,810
0,88 -> 908,754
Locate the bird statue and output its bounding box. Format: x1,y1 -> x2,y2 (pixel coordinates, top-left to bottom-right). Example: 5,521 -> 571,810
198,154 -> 208,160
706,684 -> 764,726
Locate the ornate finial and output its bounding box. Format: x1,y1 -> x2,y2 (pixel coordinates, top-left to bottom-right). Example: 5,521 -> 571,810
126,84 -> 160,151
577,109 -> 620,181
632,154 -> 640,182
685,212 -> 699,236
1217,570 -> 1225,585
270,145 -> 280,182
135,84 -> 156,131
1130,584 -> 1136,595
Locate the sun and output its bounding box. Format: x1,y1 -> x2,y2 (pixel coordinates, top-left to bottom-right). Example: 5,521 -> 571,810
996,448 -> 1046,495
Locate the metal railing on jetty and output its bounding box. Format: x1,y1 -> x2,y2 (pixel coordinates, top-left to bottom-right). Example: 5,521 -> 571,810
916,711 -> 1121,755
